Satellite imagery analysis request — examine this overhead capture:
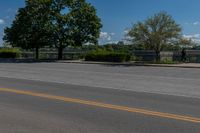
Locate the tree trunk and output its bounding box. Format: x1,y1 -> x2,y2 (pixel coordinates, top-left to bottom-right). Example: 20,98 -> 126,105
155,51 -> 160,62
35,47 -> 39,60
58,47 -> 63,60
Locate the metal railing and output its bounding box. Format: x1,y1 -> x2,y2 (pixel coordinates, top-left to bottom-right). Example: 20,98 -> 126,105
18,49 -> 200,63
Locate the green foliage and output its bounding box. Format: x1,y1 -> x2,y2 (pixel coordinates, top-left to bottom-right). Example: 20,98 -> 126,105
68,0 -> 102,46
4,0 -> 102,60
85,49 -> 131,62
102,44 -> 131,53
48,0 -> 102,59
127,12 -> 182,61
162,44 -> 181,51
187,56 -> 198,63
3,0 -> 53,59
0,48 -> 21,58
193,45 -> 200,50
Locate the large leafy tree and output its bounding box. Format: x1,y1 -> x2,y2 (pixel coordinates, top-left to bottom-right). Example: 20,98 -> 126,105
51,0 -> 102,59
68,0 -> 102,46
50,0 -> 73,60
4,0 -> 102,60
4,0 -> 52,59
127,12 -> 182,61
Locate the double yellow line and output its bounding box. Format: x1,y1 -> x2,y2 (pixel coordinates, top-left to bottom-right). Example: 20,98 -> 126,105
0,88 -> 199,123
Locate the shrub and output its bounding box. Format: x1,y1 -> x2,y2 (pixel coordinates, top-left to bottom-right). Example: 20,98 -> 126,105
85,50 -> 132,62
0,48 -> 21,58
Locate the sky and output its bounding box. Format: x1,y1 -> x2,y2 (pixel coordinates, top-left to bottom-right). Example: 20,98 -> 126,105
1,0 -> 200,45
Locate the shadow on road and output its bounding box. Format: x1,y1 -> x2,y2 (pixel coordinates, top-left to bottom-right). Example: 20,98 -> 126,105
0,59 -> 58,63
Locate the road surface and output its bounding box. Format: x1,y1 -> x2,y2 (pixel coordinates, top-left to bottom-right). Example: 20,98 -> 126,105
0,63 -> 199,133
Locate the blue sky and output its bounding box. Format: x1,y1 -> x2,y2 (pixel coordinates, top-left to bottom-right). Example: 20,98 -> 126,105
1,0 -> 200,45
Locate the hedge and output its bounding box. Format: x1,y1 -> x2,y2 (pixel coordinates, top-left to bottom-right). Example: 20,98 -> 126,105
0,48 -> 21,58
85,50 -> 131,62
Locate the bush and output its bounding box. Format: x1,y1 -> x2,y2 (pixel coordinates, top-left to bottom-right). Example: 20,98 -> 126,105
0,48 -> 21,58
85,50 -> 132,62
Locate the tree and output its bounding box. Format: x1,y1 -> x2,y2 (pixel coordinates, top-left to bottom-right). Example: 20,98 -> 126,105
127,12 -> 182,61
178,37 -> 196,49
4,0 -> 53,59
4,0 -> 102,60
51,0 -> 102,60
68,0 -> 102,46
50,0 -> 73,60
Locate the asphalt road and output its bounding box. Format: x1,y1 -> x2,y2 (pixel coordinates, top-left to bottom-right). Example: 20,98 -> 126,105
0,63 -> 200,98
0,63 -> 200,133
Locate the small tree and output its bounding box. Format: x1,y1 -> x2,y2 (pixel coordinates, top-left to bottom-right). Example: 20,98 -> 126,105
127,12 -> 182,61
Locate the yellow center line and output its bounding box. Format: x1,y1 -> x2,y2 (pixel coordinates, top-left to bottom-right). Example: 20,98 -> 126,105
0,88 -> 199,123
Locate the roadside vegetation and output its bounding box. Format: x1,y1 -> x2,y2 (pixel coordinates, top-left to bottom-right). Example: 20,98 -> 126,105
85,49 -> 132,62
0,48 -> 21,58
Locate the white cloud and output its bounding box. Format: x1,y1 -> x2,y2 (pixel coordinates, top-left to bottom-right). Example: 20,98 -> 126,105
99,32 -> 117,44
110,33 -> 115,36
193,21 -> 200,26
105,41 -> 119,44
0,19 -> 5,25
184,21 -> 200,26
183,34 -> 200,43
100,32 -> 110,41
124,29 -> 129,34
100,32 -> 115,41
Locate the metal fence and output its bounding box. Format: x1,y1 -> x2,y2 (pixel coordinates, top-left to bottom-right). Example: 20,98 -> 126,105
19,49 -> 200,63
132,50 -> 200,63
132,50 -> 174,62
20,50 -> 87,60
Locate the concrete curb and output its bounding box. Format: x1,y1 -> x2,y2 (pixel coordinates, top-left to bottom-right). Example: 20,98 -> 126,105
135,64 -> 200,69
1,59 -> 199,68
58,60 -> 200,69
